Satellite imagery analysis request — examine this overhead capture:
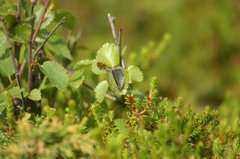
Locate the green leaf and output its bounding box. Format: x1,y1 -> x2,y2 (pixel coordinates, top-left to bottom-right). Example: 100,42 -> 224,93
8,87 -> 24,99
28,89 -> 41,101
55,10 -> 76,29
45,37 -> 72,60
39,77 -> 54,90
69,70 -> 85,89
96,43 -> 119,68
0,56 -> 14,77
40,61 -> 69,90
76,59 -> 93,67
44,106 -> 56,118
127,65 -> 143,82
19,44 -> 28,64
6,81 -> 29,98
91,60 -> 106,75
95,80 -> 109,102
0,2 -> 15,16
14,24 -> 30,43
0,32 -> 8,57
21,112 -> 31,120
34,5 -> 54,30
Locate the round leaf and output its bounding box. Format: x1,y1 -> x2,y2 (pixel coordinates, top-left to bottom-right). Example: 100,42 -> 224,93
95,80 -> 109,103
28,89 -> 41,101
45,37 -> 72,60
92,60 -> 106,75
96,43 -> 119,68
127,65 -> 143,82
0,56 -> 14,77
14,24 -> 30,43
75,59 -> 93,69
34,5 -> 55,30
69,70 -> 85,89
8,87 -> 24,99
40,61 -> 69,90
55,10 -> 76,29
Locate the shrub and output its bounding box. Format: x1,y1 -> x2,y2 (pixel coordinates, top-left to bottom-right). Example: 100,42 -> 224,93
0,0 -> 239,159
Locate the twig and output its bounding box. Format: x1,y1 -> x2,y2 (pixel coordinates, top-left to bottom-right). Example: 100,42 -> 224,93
19,59 -> 26,79
28,1 -> 36,92
118,28 -> 125,68
82,82 -> 94,91
107,14 -> 129,98
16,0 -> 22,21
32,0 -> 50,43
107,13 -> 125,68
33,17 -> 66,60
1,18 -> 25,107
8,76 -> 13,84
82,82 -> 117,101
107,13 -> 118,45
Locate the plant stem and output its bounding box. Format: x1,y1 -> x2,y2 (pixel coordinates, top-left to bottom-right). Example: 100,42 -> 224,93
19,59 -> 26,79
33,17 -> 66,60
32,0 -> 50,43
107,14 -> 129,97
118,28 -> 124,68
16,0 -> 22,21
1,19 -> 25,107
107,13 -> 118,45
28,1 -> 36,93
107,13 -> 125,68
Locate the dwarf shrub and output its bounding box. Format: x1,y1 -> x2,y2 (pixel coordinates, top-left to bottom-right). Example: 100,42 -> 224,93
0,1 -> 239,159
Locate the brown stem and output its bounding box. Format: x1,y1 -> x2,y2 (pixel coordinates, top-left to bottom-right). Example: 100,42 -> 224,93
118,28 -> 124,68
28,1 -> 36,93
107,14 -> 125,68
107,14 -> 129,97
32,0 -> 50,43
19,59 -> 26,79
107,13 -> 118,45
1,18 -> 25,107
16,0 -> 22,21
33,17 -> 66,60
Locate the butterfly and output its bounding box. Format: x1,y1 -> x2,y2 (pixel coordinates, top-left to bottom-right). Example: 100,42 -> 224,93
111,67 -> 125,90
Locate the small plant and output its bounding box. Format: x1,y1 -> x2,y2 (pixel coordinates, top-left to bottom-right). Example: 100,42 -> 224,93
0,1 -> 240,159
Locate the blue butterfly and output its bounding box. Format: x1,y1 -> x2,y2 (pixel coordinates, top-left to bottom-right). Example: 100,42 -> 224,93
111,67 -> 125,90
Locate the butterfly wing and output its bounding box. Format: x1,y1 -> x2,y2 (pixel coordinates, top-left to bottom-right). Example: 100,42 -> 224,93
111,67 -> 125,90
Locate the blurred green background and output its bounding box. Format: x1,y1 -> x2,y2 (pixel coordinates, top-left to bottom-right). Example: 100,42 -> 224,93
54,0 -> 240,107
